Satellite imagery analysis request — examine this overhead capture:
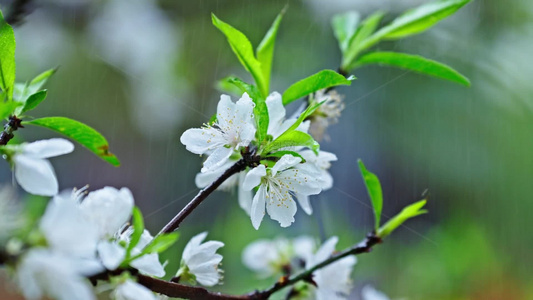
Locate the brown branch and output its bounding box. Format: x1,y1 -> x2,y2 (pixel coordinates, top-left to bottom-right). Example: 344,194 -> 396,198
156,157 -> 248,236
248,232 -> 382,299
0,115 -> 23,146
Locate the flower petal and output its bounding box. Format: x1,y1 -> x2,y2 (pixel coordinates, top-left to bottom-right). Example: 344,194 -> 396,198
180,128 -> 226,155
114,280 -> 157,300
97,241 -> 126,270
201,146 -> 233,173
183,232 -> 208,262
271,155 -> 301,176
14,155 -> 58,196
250,184 -> 267,230
265,92 -> 286,137
130,253 -> 165,277
265,187 -> 297,228
21,138 -> 74,159
296,194 -> 313,215
80,187 -> 134,239
242,165 -> 266,191
238,172 -> 252,215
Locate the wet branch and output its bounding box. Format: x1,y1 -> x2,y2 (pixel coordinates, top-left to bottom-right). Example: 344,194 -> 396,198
248,232 -> 382,299
0,115 -> 23,146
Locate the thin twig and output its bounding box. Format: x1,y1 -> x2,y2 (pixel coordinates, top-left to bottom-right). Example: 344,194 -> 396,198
156,158 -> 248,236
0,115 -> 23,146
248,232 -> 382,299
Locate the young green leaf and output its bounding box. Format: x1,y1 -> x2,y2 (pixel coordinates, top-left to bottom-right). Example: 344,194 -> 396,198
141,232 -> 179,255
378,0 -> 471,40
212,14 -> 268,97
216,76 -> 248,96
263,130 -> 319,155
353,52 -> 470,86
357,0 -> 471,55
358,160 -> 383,230
377,199 -> 428,238
331,11 -> 360,53
282,70 -> 353,105
127,207 -> 145,256
342,11 -> 385,70
24,117 -> 120,166
0,11 -> 16,100
26,68 -> 57,95
266,150 -> 306,163
15,90 -> 48,115
0,101 -> 21,120
256,7 -> 286,91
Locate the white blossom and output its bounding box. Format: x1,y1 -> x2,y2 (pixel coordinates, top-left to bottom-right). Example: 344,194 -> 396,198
294,150 -> 337,215
16,249 -> 95,300
266,92 -> 310,139
306,237 -> 356,300
12,138 -> 74,196
194,159 -> 241,190
180,93 -> 255,173
361,285 -> 390,300
112,279 -> 157,300
242,236 -> 315,277
178,232 -> 224,287
242,154 -> 322,229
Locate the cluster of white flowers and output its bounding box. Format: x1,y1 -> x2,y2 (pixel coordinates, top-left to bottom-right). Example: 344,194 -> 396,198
243,236 -> 356,300
0,137 -> 225,299
181,92 -> 338,229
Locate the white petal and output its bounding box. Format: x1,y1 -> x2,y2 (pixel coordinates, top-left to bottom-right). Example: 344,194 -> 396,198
296,194 -> 313,215
361,285 -> 390,300
277,168 -> 322,196
271,155 -> 301,176
265,186 -> 297,228
242,240 -> 278,275
250,184 -> 267,230
14,155 -> 58,196
292,236 -> 316,262
238,172 -> 253,215
130,253 -> 165,277
81,187 -> 134,238
114,280 -> 157,300
22,138 -> 74,159
320,170 -> 334,190
242,165 -> 266,190
180,128 -> 226,155
39,198 -> 99,257
182,232 -> 208,262
97,241 -> 126,270
315,256 -> 356,299
215,94 -> 237,131
265,92 -> 286,136
201,146 -> 233,173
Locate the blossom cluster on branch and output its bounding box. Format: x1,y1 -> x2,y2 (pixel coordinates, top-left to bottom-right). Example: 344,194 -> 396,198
0,0 -> 472,299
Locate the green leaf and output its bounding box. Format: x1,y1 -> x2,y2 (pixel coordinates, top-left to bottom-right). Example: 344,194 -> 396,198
0,11 -> 16,100
0,101 -> 21,120
282,70 -> 353,105
216,76 -> 247,96
24,117 -> 120,166
141,232 -> 179,255
342,11 -> 385,70
356,0 -> 471,55
256,7 -> 285,91
127,207 -> 145,256
331,11 -> 360,53
15,90 -> 48,115
212,14 -> 268,97
379,0 -> 471,39
377,199 -> 428,238
265,150 -> 306,163
221,77 -> 269,143
358,160 -> 383,230
263,130 -> 319,155
354,52 -> 470,86
27,68 -> 56,95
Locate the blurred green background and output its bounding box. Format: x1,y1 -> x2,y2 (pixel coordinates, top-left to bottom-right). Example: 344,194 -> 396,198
1,0 -> 532,299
